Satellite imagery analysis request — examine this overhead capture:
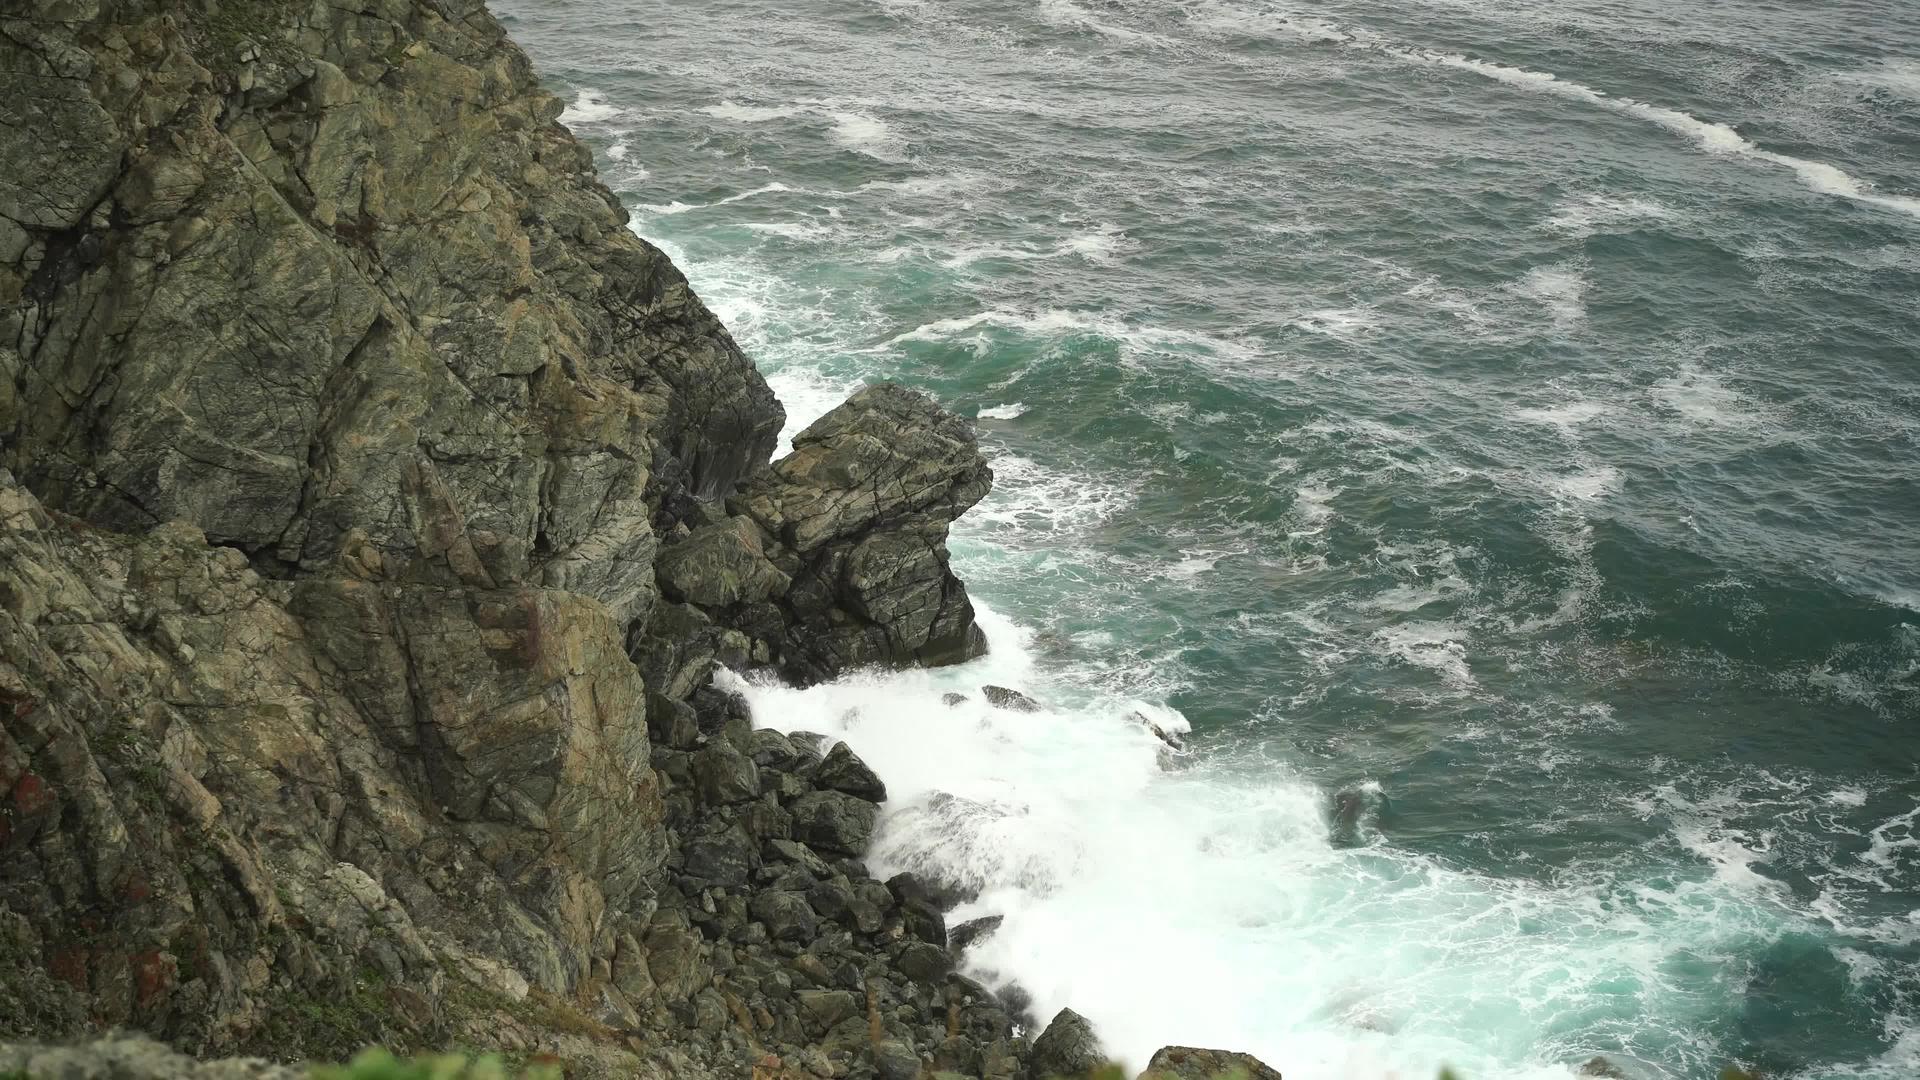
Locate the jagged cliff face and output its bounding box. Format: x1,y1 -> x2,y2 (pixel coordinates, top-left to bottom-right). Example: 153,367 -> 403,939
0,0 -> 1002,1075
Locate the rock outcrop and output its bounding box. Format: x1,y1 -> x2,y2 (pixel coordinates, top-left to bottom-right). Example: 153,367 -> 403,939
0,0 -> 1002,1075
715,384 -> 992,684
1140,1045 -> 1283,1080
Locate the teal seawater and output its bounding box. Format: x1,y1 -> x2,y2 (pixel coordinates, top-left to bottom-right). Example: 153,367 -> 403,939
497,1 -> 1919,1076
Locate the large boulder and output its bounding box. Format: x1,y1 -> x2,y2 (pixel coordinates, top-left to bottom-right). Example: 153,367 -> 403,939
1140,1046 -> 1284,1080
728,384 -> 994,682
1029,1008 -> 1109,1078
790,790 -> 880,856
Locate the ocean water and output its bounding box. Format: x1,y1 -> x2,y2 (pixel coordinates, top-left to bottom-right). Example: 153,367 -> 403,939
494,1 -> 1920,1076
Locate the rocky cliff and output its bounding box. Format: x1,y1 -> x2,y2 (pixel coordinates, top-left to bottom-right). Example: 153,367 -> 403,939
0,0 -> 1010,1074
0,2 -> 1282,1078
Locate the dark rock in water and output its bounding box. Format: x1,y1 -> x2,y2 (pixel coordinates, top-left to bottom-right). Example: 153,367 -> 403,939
816,741 -> 888,801
982,685 -> 1042,712
886,869 -> 977,912
1578,1056 -> 1631,1078
949,914 -> 1005,954
1329,784 -> 1384,848
790,790 -> 879,855
896,940 -> 953,983
1141,1046 -> 1283,1080
1030,1008 -> 1109,1078
942,692 -> 970,707
1128,710 -> 1185,750
749,890 -> 819,943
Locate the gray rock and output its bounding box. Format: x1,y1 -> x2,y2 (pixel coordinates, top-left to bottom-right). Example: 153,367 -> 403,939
1140,1046 -> 1284,1080
749,728 -> 810,769
873,1039 -> 923,1080
897,940 -> 953,983
816,741 -> 889,801
658,515 -> 792,608
791,790 -> 880,856
942,692 -> 970,707
1030,1008 -> 1109,1079
750,890 -> 820,943
767,838 -> 838,878
795,989 -> 862,1035
683,826 -> 756,886
949,915 -> 1005,954
693,737 -> 762,805
982,685 -> 1042,712
731,384 -> 995,681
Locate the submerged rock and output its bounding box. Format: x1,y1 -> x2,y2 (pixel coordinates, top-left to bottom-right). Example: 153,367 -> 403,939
982,685 -> 1043,712
1141,1046 -> 1284,1080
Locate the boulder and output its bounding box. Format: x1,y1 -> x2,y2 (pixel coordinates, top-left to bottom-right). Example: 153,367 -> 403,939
1030,1008 -> 1108,1078
693,738 -> 762,805
1140,1046 -> 1283,1080
730,384 -> 995,681
983,685 -> 1042,713
949,915 -> 1004,954
816,741 -> 889,801
790,790 -> 880,856
657,515 -> 792,608
749,890 -> 819,943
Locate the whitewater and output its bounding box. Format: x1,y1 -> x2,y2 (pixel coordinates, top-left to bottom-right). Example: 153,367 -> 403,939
500,0 -> 1920,1077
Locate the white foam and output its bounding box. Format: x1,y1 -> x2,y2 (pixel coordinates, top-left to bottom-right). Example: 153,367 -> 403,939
1545,465 -> 1621,502
701,100 -> 808,123
1422,52 -> 1920,221
1834,59 -> 1920,101
557,88 -> 620,125
828,110 -> 910,162
765,369 -> 864,456
1287,307 -> 1381,339
1649,364 -> 1771,432
1220,13 -> 1920,222
1371,620 -> 1476,689
638,182 -> 799,217
978,402 -> 1028,421
740,220 -> 832,240
880,308 -> 1252,362
728,613 -> 1880,1079
1514,401 -> 1611,432
1514,266 -> 1588,331
1544,193 -> 1679,237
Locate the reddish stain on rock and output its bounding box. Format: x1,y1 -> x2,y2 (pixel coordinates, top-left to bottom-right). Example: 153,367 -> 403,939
122,870 -> 153,904
132,949 -> 175,1007
11,772 -> 53,816
49,945 -> 90,991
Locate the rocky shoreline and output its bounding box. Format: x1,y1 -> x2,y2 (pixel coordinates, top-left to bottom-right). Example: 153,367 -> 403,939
0,0 -> 1276,1076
